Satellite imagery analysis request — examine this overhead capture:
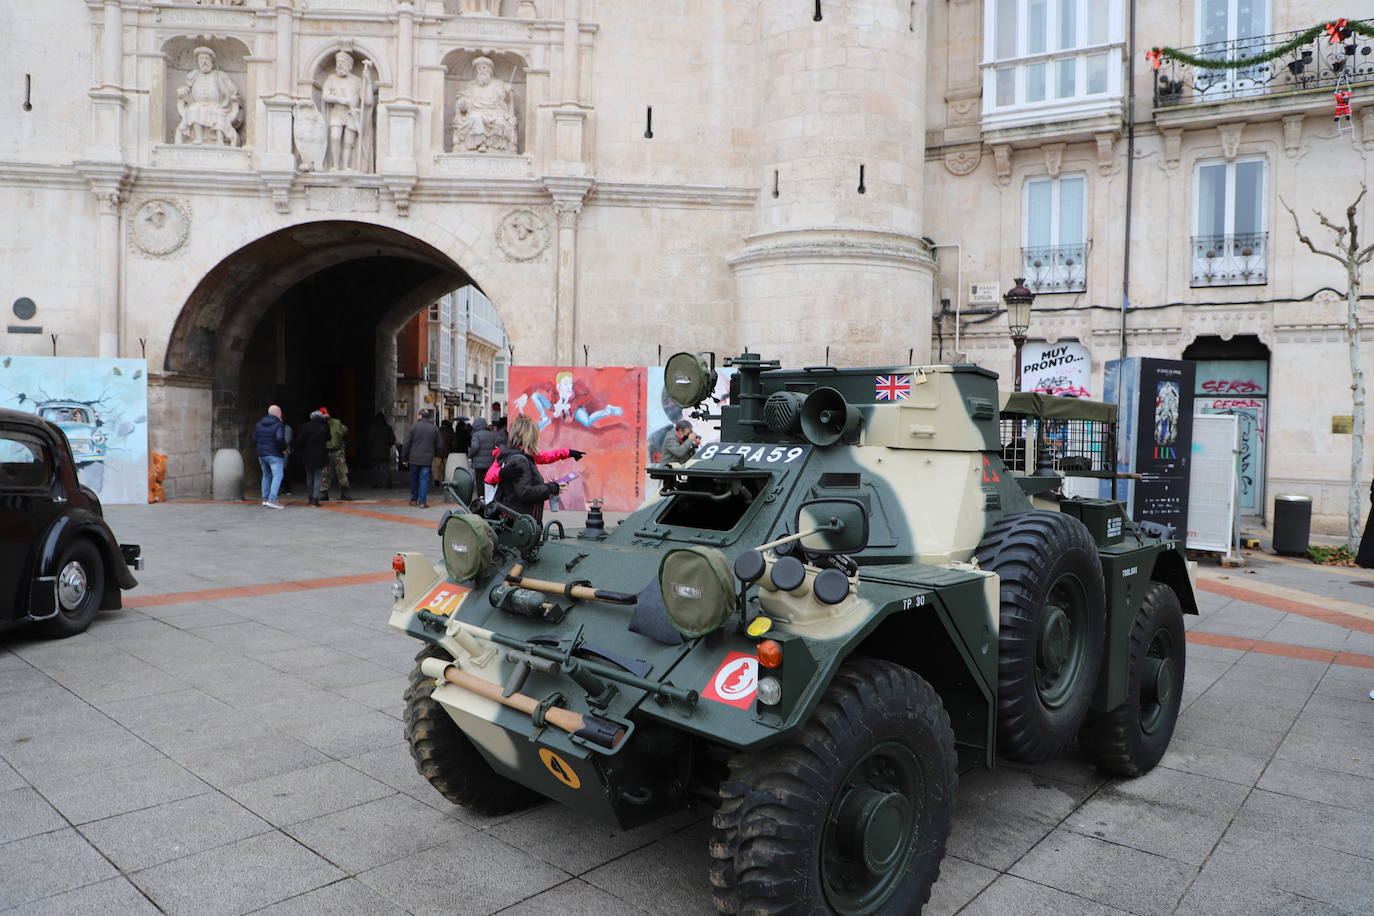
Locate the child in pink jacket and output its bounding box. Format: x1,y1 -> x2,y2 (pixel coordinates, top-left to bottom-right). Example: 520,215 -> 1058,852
483,447 -> 584,487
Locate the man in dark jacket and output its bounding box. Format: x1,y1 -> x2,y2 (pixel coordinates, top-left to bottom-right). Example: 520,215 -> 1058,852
368,412 -> 396,489
293,410 -> 331,506
662,419 -> 701,466
402,409 -> 443,508
469,417 -> 498,501
252,405 -> 288,509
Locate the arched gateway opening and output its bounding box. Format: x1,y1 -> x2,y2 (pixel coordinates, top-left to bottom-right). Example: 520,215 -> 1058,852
166,220 -> 488,490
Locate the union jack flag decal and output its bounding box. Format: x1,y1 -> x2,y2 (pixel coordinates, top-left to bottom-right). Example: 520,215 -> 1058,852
875,375 -> 911,401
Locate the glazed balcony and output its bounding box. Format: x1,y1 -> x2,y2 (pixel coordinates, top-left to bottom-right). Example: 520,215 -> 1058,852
1020,243 -> 1088,294
1191,233 -> 1267,287
1154,20 -> 1374,121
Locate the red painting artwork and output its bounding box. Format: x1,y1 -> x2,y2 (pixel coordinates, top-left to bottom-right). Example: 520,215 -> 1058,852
507,366 -> 647,512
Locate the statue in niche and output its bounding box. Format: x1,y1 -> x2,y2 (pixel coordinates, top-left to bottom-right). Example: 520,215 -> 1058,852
453,57 -> 517,153
174,47 -> 241,146
320,50 -> 376,172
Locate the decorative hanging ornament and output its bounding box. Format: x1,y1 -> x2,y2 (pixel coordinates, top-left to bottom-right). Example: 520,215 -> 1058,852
1335,88 -> 1353,119
1326,18 -> 1352,43
1145,47 -> 1164,70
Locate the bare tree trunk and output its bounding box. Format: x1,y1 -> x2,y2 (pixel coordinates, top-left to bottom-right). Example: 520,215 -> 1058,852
1350,265 -> 1366,550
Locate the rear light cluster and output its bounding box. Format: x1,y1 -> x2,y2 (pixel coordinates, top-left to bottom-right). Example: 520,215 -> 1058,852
756,636 -> 782,706
392,555 -> 406,600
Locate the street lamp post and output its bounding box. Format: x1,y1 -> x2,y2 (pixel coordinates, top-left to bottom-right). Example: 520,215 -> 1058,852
1003,277 -> 1036,391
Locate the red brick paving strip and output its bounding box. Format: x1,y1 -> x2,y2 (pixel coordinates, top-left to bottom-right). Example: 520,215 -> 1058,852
124,571 -> 393,608
1188,631 -> 1374,670
318,503 -> 437,528
1198,579 -> 1374,636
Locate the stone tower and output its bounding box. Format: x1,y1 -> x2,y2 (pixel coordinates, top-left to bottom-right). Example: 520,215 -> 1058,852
732,0 -> 934,368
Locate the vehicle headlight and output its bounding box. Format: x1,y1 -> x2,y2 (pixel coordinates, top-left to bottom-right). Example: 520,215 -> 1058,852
440,513 -> 494,582
659,546 -> 734,638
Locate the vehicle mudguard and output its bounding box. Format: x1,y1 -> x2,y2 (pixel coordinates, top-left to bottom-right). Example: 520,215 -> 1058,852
35,511 -> 137,614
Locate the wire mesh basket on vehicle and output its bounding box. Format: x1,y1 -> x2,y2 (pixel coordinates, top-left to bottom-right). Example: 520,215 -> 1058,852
999,393 -> 1117,478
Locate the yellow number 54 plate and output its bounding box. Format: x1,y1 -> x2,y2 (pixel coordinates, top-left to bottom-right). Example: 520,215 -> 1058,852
418,584 -> 471,616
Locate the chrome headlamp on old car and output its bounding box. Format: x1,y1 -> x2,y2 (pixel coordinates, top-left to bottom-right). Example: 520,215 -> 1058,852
658,546 -> 734,638
438,512 -> 494,582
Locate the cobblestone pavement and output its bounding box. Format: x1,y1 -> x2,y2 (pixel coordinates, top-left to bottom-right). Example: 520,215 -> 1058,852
3,495 -> 1373,915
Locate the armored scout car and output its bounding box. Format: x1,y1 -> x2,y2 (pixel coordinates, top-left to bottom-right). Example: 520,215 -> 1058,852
390,352 -> 1196,915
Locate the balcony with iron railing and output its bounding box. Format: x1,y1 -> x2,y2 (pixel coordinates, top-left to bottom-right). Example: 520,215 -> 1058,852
1020,243 -> 1088,294
1153,20 -> 1374,116
1191,232 -> 1267,287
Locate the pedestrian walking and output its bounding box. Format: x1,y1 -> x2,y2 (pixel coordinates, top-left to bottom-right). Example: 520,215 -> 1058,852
493,415 -> 562,524
494,416 -> 509,450
319,408 -> 354,501
403,408 -> 443,508
469,416 -> 498,502
252,404 -> 288,509
434,419 -> 454,484
369,412 -> 396,489
294,410 -> 331,506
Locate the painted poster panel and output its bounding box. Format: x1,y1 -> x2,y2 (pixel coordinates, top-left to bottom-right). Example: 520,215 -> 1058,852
508,367 -> 647,512
0,356 -> 149,504
645,366 -> 734,496
1021,341 -> 1091,398
1195,397 -> 1265,514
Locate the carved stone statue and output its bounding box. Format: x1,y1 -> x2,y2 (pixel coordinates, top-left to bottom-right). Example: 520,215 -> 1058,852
320,50 -> 376,172
453,57 -> 517,153
174,47 -> 241,146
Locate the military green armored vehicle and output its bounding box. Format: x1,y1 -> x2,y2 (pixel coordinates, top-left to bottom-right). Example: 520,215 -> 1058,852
390,351 -> 1196,915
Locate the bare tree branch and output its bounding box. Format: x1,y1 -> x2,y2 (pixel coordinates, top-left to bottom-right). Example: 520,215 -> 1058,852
1347,184 -> 1367,256
1282,196 -> 1350,265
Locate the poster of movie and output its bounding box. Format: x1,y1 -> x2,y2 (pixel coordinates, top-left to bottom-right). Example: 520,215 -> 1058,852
508,366 -> 647,512
1104,357 -> 1195,544
0,356 -> 149,504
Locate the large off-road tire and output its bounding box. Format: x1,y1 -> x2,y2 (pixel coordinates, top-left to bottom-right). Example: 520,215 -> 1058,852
403,645 -> 541,815
1078,582 -> 1186,777
38,540 -> 105,638
975,510 -> 1106,764
709,658 -> 958,916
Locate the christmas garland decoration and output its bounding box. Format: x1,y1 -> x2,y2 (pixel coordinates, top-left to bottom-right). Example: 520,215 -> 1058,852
1146,18 -> 1374,70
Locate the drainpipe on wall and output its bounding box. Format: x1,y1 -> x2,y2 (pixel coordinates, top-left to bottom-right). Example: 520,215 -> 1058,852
1120,0 -> 1137,369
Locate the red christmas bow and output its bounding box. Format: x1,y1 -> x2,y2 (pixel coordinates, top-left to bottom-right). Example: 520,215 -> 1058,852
1326,18 -> 1350,43
1145,47 -> 1164,70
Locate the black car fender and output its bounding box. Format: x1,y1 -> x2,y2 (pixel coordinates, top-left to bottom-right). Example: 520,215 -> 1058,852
34,510 -> 137,613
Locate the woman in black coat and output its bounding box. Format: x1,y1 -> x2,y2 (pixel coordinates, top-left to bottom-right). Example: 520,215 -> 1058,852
293,411 -> 331,506
492,415 -> 560,522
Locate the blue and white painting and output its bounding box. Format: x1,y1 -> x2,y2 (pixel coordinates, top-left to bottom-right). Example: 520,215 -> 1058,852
0,356 -> 149,503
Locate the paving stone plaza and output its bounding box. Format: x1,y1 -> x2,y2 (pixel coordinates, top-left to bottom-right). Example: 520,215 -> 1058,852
3,497 -> 1373,915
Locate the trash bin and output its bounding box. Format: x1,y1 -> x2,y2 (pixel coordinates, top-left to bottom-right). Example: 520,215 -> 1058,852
1272,494 -> 1312,556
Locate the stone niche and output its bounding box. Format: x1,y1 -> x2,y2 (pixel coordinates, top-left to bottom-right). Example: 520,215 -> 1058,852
442,50 -> 527,155
441,0 -> 538,16
308,48 -> 382,174
160,36 -> 251,147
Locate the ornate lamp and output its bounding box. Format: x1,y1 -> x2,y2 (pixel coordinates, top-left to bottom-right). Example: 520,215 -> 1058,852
1003,277 -> 1036,392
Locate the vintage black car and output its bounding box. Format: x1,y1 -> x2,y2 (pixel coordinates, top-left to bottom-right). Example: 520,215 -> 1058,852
0,407 -> 141,638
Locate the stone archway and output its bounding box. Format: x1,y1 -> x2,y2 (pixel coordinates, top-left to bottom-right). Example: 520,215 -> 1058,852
161,220 -> 494,496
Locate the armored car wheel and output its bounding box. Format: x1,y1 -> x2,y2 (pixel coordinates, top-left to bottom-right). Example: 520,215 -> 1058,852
975,510 -> 1106,764
1078,582 -> 1185,777
38,540 -> 105,638
403,645 -> 541,816
709,658 -> 958,916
